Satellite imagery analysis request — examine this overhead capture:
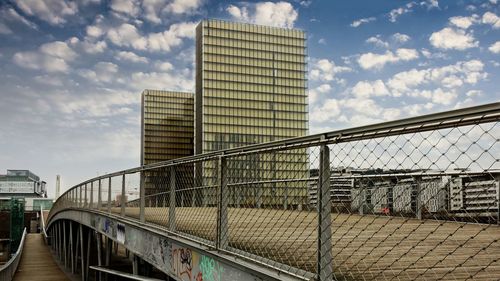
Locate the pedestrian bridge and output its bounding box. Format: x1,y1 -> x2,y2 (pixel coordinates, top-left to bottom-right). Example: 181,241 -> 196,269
6,103 -> 500,281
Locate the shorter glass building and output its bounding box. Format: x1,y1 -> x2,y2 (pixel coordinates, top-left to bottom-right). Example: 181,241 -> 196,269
141,90 -> 194,197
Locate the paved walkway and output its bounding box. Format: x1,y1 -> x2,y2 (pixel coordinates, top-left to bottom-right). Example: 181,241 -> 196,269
14,233 -> 69,281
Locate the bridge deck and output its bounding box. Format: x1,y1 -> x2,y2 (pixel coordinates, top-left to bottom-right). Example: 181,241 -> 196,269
110,207 -> 500,281
14,233 -> 69,281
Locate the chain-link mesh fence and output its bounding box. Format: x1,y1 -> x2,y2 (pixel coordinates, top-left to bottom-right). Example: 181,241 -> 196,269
48,103 -> 500,281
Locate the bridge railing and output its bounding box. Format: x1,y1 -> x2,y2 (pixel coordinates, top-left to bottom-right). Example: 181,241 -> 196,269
49,102 -> 500,281
0,228 -> 27,281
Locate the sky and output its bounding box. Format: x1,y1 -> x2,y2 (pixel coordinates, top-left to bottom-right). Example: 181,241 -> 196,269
0,0 -> 498,197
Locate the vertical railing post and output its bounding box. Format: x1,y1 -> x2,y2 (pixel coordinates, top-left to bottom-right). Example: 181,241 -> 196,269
169,166 -> 176,231
121,174 -> 126,217
216,156 -> 228,250
107,177 -> 112,213
140,170 -> 145,222
318,144 -> 333,281
84,184 -> 88,208
79,185 -> 83,208
90,181 -> 94,209
496,174 -> 500,225
414,176 -> 422,220
97,179 -> 102,210
359,180 -> 364,216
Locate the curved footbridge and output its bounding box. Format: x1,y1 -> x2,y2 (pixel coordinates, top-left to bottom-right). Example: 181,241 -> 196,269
40,103 -> 500,281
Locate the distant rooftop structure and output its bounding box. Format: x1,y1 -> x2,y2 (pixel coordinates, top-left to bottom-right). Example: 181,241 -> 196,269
0,169 -> 46,198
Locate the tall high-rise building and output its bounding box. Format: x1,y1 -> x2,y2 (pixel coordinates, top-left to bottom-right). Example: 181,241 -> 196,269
141,90 -> 194,198
194,19 -> 309,207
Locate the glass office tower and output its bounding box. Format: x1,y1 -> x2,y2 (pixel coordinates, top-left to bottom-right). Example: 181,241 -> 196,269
141,90 -> 194,197
195,19 -> 309,207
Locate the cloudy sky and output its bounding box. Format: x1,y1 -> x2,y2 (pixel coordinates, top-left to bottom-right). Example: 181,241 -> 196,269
0,0 -> 498,196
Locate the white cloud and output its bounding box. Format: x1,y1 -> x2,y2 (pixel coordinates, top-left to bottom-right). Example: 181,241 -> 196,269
1,7 -> 38,30
387,60 -> 487,95
14,0 -> 78,25
482,12 -> 500,29
308,84 -> 331,105
351,80 -> 390,98
110,0 -> 140,18
107,22 -> 196,52
129,71 -> 194,92
392,33 -> 411,43
409,88 -> 457,105
13,51 -> 69,72
166,0 -> 202,14
40,41 -> 77,61
115,51 -> 149,63
310,99 -> 341,122
366,35 -> 389,48
155,62 -> 173,71
141,0 -> 167,24
429,27 -> 478,50
466,90 -> 482,97
350,17 -> 375,27
78,62 -> 119,84
12,41 -> 77,73
489,41 -> 500,54
358,48 -> 419,70
227,2 -> 298,28
318,38 -> 326,44
86,25 -> 104,38
449,15 -> 478,29
309,59 -> 351,81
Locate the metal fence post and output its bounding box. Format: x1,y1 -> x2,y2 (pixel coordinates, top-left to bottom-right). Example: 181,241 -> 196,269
414,176 -> 422,220
121,174 -> 126,217
359,180 -> 364,216
169,166 -> 176,231
140,170 -> 145,223
217,156 -> 228,250
90,181 -> 94,209
98,179 -> 102,210
318,144 -> 333,281
79,185 -> 83,208
84,184 -> 88,208
107,177 -> 112,213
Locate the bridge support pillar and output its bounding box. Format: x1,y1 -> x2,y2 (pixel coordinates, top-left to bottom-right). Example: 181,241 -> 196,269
317,144 -> 333,281
70,222 -> 75,274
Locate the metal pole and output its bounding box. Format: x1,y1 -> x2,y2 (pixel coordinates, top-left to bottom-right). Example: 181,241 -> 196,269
107,177 -> 112,213
169,166 -> 176,231
98,179 -> 102,210
70,222 -> 75,274
414,176 -> 422,220
84,183 -> 88,208
90,181 -> 94,209
132,254 -> 139,275
140,172 -> 145,223
79,185 -> 83,208
359,180 -> 364,216
63,221 -> 68,268
80,225 -> 85,281
97,233 -> 103,281
121,174 -> 126,217
86,229 -> 91,281
217,156 -> 228,250
317,144 -> 333,281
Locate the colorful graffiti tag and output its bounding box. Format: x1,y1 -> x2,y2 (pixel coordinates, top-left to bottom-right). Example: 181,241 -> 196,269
199,255 -> 224,281
170,244 -> 226,281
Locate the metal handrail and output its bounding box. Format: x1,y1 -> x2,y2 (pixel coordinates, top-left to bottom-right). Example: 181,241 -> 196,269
40,207 -> 49,244
0,228 -> 27,281
51,102 -> 500,201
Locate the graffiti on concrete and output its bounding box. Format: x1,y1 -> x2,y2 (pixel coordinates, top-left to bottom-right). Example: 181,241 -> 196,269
199,255 -> 224,281
117,223 -> 125,244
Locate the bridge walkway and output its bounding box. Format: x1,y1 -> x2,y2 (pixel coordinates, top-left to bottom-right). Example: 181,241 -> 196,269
14,233 -> 69,281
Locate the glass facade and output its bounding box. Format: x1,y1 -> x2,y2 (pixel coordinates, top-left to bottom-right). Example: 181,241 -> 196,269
141,90 -> 194,165
195,20 -> 309,206
141,90 -> 194,196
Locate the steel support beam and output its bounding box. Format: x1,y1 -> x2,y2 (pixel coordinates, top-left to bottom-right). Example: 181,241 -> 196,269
107,178 -> 112,213
121,174 -> 126,217
80,224 -> 85,281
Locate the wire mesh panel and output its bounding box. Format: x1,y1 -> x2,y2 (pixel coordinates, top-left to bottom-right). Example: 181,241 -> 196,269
225,147 -> 317,278
320,121 -> 500,281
